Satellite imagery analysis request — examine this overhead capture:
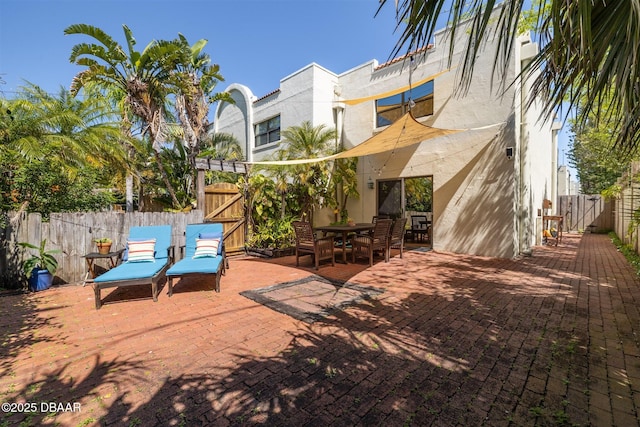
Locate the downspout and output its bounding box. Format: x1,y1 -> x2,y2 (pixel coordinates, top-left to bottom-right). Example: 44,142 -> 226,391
551,121 -> 563,214
519,36 -> 538,256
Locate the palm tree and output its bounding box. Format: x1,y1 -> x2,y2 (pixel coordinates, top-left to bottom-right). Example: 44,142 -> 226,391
17,83 -> 125,175
280,121 -> 337,223
199,131 -> 244,161
171,34 -> 234,168
378,0 -> 640,153
1,84 -> 124,215
65,24 -> 182,208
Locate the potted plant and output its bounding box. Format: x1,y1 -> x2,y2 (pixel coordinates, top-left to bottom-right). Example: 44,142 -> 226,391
94,237 -> 112,254
18,239 -> 60,292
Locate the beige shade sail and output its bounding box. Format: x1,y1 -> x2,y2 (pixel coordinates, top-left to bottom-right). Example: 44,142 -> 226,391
341,69 -> 451,106
246,112 -> 463,166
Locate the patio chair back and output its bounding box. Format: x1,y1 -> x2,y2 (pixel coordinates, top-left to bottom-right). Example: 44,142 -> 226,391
352,218 -> 392,266
293,221 -> 315,247
410,215 -> 429,242
371,218 -> 392,246
293,221 -> 335,270
389,217 -> 407,258
184,223 -> 224,259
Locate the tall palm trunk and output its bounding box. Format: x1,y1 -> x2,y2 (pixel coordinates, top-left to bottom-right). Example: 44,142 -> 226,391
143,105 -> 181,209
153,149 -> 180,208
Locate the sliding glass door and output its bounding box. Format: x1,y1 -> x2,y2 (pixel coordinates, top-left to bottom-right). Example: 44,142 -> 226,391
376,176 -> 433,219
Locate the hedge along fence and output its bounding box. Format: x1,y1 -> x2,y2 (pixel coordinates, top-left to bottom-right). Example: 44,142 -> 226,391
1,210 -> 204,288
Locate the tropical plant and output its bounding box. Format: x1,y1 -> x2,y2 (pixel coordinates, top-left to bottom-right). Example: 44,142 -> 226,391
8,83 -> 125,172
378,0 -> 640,154
18,239 -> 61,277
247,215 -> 296,249
568,87 -> 633,194
280,121 -> 337,224
0,86 -> 120,218
170,34 -> 234,168
331,157 -> 359,222
65,24 -> 182,208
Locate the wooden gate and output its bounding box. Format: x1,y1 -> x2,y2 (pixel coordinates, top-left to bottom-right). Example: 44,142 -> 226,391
204,183 -> 246,253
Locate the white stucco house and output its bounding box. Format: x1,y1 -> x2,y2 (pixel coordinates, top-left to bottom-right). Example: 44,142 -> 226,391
213,14 -> 560,259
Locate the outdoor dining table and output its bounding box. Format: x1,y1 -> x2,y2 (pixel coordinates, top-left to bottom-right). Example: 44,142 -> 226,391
314,223 -> 374,263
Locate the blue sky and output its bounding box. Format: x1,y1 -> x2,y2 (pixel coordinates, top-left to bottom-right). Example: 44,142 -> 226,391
1,0 -> 404,99
0,0 -> 575,177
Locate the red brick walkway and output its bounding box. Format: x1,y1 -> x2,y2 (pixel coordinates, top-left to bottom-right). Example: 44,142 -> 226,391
0,233 -> 638,426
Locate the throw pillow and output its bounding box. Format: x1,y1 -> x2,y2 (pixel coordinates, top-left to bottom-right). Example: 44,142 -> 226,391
193,238 -> 220,258
126,239 -> 156,262
122,237 -> 150,261
199,232 -> 223,254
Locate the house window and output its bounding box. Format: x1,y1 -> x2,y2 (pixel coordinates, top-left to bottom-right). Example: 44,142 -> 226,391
376,80 -> 434,127
255,115 -> 281,147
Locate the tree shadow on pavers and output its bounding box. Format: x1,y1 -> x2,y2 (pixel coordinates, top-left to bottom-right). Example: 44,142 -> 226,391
0,355 -> 147,427
0,292 -> 66,382
90,264 -> 588,426
0,247 -> 591,426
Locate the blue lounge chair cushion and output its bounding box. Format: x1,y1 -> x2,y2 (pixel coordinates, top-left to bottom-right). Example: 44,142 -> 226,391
167,256 -> 222,276
93,225 -> 173,283
182,223 -> 224,259
94,257 -> 169,282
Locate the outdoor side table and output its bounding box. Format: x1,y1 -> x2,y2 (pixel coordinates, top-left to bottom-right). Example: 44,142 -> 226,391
82,248 -> 125,285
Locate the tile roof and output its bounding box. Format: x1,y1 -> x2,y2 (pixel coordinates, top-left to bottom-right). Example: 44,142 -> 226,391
374,44 -> 434,70
254,88 -> 281,103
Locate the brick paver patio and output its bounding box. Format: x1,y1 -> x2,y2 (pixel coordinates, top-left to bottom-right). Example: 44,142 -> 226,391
0,233 -> 639,426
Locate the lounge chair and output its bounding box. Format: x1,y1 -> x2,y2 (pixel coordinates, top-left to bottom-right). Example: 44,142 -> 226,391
166,222 -> 227,295
92,225 -> 174,309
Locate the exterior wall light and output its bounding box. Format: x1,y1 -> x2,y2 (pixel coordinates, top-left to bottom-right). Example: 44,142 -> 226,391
506,147 -> 514,159
367,177 -> 374,189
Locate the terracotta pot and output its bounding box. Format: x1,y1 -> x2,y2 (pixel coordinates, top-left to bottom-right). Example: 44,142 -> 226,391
97,243 -> 112,255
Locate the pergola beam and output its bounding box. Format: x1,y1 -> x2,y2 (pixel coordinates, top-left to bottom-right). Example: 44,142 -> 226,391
195,158 -> 248,210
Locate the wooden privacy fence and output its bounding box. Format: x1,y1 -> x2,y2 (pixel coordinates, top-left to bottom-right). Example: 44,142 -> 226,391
2,211 -> 206,286
612,162 -> 640,253
556,194 -> 613,233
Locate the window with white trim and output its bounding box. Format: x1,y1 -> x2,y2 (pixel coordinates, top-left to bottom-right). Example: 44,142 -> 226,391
255,115 -> 281,147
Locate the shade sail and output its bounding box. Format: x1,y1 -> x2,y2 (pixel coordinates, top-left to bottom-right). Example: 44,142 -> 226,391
335,112 -> 461,158
246,112 -> 463,166
341,69 -> 451,106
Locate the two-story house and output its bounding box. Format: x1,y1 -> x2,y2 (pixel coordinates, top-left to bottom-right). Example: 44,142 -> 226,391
214,15 -> 560,259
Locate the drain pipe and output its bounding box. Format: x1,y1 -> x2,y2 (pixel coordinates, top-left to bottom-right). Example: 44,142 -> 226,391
519,36 -> 538,256
551,121 -> 562,215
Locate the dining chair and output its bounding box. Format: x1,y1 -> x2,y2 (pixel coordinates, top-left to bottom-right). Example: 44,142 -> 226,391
293,221 -> 335,270
351,218 -> 392,266
410,215 -> 429,242
389,217 -> 407,258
